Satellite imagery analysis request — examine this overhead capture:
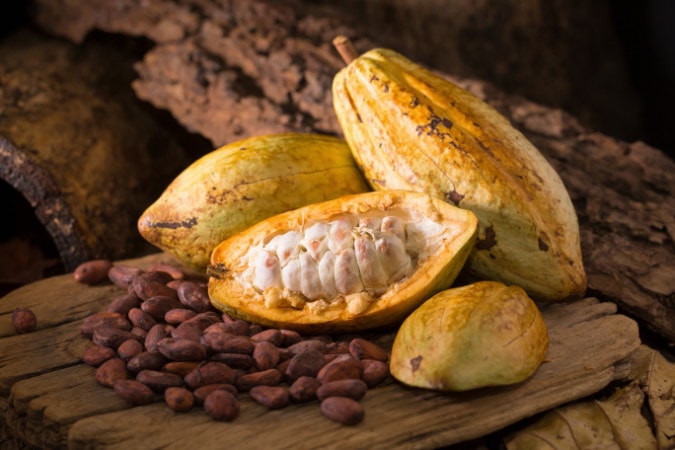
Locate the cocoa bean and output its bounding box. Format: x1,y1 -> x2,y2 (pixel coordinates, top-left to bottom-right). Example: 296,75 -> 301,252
289,376 -> 321,403
235,368 -> 282,392
117,339 -> 144,361
230,319 -> 250,336
113,379 -> 155,406
248,324 -> 264,336
317,379 -> 368,401
144,323 -> 172,352
141,296 -> 183,321
320,396 -> 364,425
279,329 -> 302,347
128,307 -> 157,331
249,385 -> 290,409
361,359 -> 390,388
349,338 -> 389,362
149,263 -> 185,280
108,265 -> 142,289
164,308 -> 197,325
127,351 -> 167,373
176,281 -> 211,313
193,384 -> 237,405
136,369 -> 183,392
92,327 -> 139,349
210,352 -> 253,370
131,271 -> 176,300
316,354 -> 363,384
284,349 -> 326,382
171,321 -> 203,341
204,390 -> 240,422
157,337 -> 207,361
203,322 -> 235,335
161,361 -> 201,378
326,340 -> 351,355
106,293 -> 141,315
250,328 -> 283,346
164,387 -> 194,412
184,362 -> 236,389
12,307 -> 37,334
73,259 -> 113,285
95,358 -> 129,387
81,312 -> 131,337
253,341 -> 280,371
287,339 -> 327,355
202,334 -> 253,355
131,326 -> 148,341
82,345 -> 117,367
183,312 -> 222,330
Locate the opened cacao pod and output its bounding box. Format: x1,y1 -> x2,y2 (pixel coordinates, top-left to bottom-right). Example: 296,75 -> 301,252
207,190 -> 478,333
138,133 -> 370,271
332,40 -> 586,302
389,281 -> 549,391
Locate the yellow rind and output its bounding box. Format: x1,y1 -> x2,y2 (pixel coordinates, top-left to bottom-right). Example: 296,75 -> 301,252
137,133 -> 371,271
207,190 -> 478,333
332,48 -> 586,301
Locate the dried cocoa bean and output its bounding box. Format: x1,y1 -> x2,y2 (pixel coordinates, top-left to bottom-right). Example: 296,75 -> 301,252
249,385 -> 290,409
73,259 -> 113,285
127,351 -> 167,373
289,376 -> 321,403
183,312 -> 222,330
164,386 -> 194,412
202,334 -> 253,355
349,338 -> 389,362
149,263 -> 185,280
250,328 -> 283,346
171,321 -> 203,341
157,337 -> 207,361
12,307 -> 37,334
184,362 -> 236,389
141,296 -> 183,321
92,327 -> 139,349
117,339 -> 144,361
285,349 -> 326,382
131,326 -> 148,341
231,319 -> 250,336
113,379 -> 155,406
210,352 -> 253,370
108,265 -> 142,289
136,369 -> 183,392
280,329 -> 302,347
203,322 -> 235,335
204,390 -> 240,422
82,345 -> 117,367
95,358 -> 129,387
361,359 -> 390,388
164,308 -> 197,325
176,281 -> 211,313
131,271 -> 176,300
253,341 -> 280,371
128,307 -> 157,331
193,384 -> 237,405
81,312 -> 131,337
161,361 -> 201,378
317,379 -> 368,401
235,368 -> 282,392
144,324 -> 172,352
326,341 -> 351,355
316,354 -> 363,384
106,293 -> 141,315
320,396 -> 364,425
287,339 -> 327,355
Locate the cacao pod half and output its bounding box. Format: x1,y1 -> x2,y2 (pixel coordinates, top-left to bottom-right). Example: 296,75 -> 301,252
332,42 -> 586,302
207,190 -> 478,333
138,133 -> 370,271
389,281 -> 549,391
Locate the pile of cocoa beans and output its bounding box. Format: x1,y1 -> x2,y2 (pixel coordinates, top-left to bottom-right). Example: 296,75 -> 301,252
76,259 -> 391,425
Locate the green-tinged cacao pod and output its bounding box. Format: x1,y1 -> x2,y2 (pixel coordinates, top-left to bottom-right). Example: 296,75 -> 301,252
389,281 -> 549,391
332,41 -> 586,302
138,133 -> 370,271
207,190 -> 478,333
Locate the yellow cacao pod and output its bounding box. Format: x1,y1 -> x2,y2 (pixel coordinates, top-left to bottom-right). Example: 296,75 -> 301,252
389,281 -> 549,391
207,190 -> 478,333
138,133 -> 370,271
332,42 -> 586,302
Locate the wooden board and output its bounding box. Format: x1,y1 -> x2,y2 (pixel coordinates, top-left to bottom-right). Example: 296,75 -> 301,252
1,254 -> 642,449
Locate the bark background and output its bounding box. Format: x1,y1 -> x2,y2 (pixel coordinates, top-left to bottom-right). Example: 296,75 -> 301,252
0,0 -> 673,344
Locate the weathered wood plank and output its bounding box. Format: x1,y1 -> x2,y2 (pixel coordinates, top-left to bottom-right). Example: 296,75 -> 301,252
0,255 -> 641,449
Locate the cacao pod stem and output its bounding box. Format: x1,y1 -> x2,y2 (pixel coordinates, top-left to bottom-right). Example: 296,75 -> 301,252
333,35 -> 359,65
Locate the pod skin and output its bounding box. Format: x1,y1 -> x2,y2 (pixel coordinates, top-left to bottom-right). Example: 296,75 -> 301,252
389,281 -> 549,391
332,47 -> 586,302
138,133 -> 370,271
208,190 -> 478,333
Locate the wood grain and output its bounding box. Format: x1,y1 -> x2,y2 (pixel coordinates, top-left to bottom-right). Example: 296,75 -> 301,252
1,254 -> 641,449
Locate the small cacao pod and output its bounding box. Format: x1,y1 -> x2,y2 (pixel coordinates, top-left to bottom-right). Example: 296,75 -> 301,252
389,281 -> 549,391
138,133 -> 370,271
332,38 -> 586,302
207,190 -> 478,333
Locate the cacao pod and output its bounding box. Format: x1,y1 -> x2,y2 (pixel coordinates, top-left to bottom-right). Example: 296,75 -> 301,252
138,133 -> 370,271
389,281 -> 549,391
332,41 -> 586,302
207,190 -> 478,333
